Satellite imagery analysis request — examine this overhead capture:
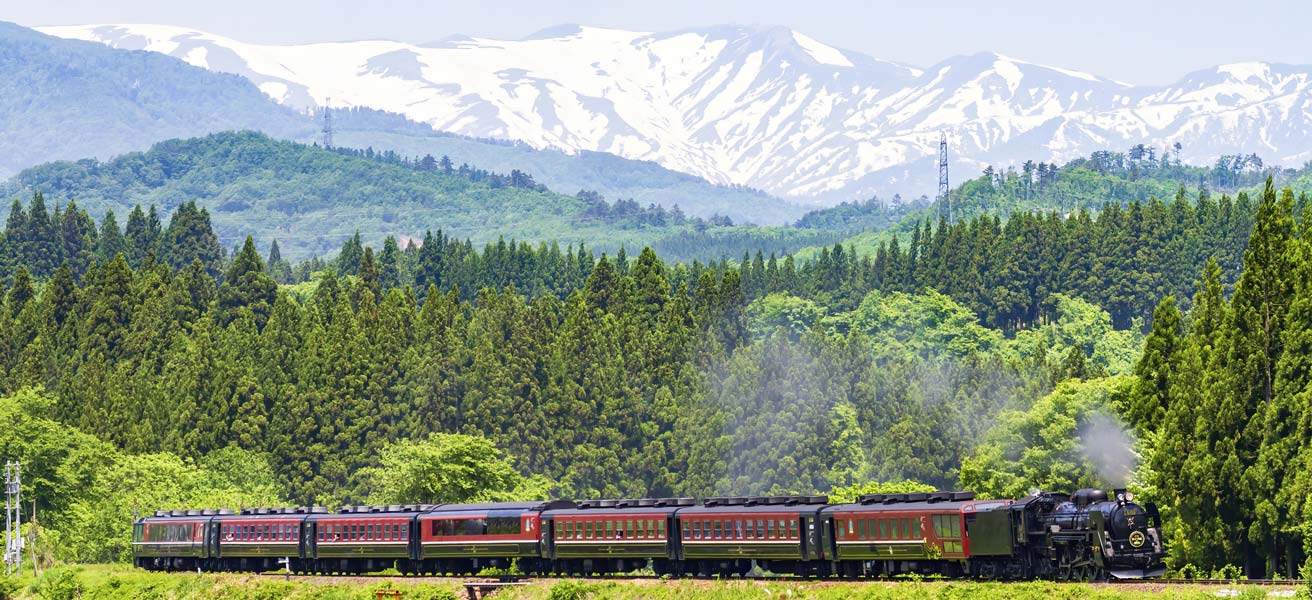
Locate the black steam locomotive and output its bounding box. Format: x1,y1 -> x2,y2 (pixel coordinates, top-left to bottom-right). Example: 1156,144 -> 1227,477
133,487 -> 1164,580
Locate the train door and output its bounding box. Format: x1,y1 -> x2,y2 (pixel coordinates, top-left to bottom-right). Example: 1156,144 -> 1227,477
817,513 -> 833,560
540,516 -> 554,559
303,520 -> 317,560
803,515 -> 820,560
206,519 -> 220,559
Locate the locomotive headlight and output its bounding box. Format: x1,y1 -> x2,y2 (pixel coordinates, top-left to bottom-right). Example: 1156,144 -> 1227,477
1125,492 -> 1133,502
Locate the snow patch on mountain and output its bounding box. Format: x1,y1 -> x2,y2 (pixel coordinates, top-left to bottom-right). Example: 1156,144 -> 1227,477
41,23 -> 1312,204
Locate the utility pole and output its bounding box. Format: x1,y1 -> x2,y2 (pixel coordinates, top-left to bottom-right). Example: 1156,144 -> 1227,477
321,97 -> 334,149
4,461 -> 20,575
937,132 -> 951,224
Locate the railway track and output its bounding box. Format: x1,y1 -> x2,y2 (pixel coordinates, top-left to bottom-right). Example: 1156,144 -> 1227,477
1111,578 -> 1306,586
255,572 -> 1308,586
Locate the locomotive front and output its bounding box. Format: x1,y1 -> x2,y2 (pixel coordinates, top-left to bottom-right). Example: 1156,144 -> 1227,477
1089,489 -> 1166,579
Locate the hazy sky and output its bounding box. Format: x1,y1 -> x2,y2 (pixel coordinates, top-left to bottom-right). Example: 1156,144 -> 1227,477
8,0 -> 1310,85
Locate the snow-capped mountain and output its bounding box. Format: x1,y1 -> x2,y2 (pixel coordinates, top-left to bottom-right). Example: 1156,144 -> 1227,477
41,23 -> 1312,203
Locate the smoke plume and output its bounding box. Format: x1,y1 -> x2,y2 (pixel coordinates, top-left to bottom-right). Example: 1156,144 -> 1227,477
1078,411 -> 1137,486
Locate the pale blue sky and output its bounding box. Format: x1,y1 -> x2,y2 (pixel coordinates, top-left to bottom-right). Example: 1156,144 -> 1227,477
7,0 -> 1309,85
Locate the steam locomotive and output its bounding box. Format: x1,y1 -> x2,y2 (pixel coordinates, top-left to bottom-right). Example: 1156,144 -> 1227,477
133,487 -> 1164,580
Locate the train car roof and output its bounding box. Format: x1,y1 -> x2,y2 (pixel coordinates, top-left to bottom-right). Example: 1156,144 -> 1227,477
421,500 -> 575,514
136,515 -> 213,524
543,505 -> 685,517
823,499 -> 980,513
676,503 -> 828,515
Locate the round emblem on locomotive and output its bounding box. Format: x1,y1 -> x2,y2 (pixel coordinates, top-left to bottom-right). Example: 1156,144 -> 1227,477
1129,531 -> 1146,548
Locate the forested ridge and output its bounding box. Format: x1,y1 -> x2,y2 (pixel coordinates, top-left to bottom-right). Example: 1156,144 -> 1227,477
3,131 -> 840,264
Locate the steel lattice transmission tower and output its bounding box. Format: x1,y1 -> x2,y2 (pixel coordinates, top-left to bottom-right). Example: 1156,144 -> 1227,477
321,97 -> 334,149
937,132 -> 951,223
4,461 -> 19,575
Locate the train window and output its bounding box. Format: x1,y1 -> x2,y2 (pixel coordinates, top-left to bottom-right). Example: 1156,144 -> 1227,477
691,521 -> 701,539
789,519 -> 799,539
710,521 -> 720,539
766,520 -> 775,539
603,521 -> 612,538
583,522 -> 592,539
736,520 -> 744,539
857,519 -> 866,540
902,518 -> 912,539
401,523 -> 408,540
625,520 -> 634,539
756,519 -> 765,539
682,521 -> 692,539
657,520 -> 665,539
949,517 -> 960,537
745,520 -> 755,538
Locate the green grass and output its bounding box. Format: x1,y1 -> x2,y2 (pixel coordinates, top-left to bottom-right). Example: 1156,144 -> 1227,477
0,565 -> 1297,600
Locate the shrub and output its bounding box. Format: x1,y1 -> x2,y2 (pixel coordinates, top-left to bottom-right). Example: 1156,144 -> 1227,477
32,567 -> 82,600
0,573 -> 17,600
1212,564 -> 1244,581
548,580 -> 588,600
1300,557 -> 1312,599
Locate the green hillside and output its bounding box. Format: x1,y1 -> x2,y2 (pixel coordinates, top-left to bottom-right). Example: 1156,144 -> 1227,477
793,148 -> 1312,260
3,131 -> 835,262
332,108 -> 807,226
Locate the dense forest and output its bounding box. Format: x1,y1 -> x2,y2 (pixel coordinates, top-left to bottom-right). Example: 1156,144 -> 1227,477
2,178 -> 1309,579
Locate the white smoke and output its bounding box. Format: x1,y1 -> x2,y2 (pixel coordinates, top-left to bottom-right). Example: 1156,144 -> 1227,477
1078,411 -> 1137,486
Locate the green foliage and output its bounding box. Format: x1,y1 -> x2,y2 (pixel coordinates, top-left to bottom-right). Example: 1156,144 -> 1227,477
746,293 -> 825,338
849,289 -> 1003,358
547,580 -> 594,600
827,480 -> 937,504
1211,564 -> 1245,581
31,566 -> 82,600
0,573 -> 16,600
357,434 -> 548,504
959,377 -> 1135,499
6,132 -> 825,264
0,388 -> 284,563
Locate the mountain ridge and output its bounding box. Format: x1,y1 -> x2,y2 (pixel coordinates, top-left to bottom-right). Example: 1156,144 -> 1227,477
41,22 -> 1312,204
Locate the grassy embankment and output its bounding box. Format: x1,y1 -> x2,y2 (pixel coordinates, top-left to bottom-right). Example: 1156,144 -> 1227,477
1,565 -> 1306,600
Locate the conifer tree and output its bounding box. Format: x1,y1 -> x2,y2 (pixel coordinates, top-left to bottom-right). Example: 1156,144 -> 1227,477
217,236 -> 277,329
1128,296 -> 1182,431
97,209 -> 125,265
